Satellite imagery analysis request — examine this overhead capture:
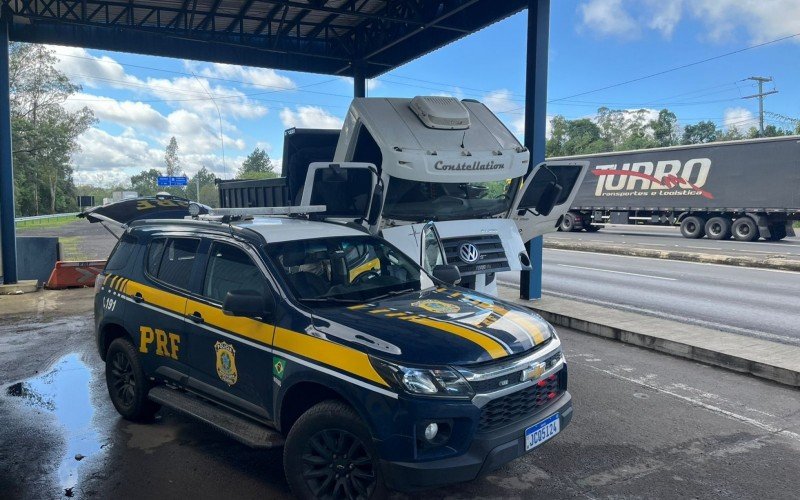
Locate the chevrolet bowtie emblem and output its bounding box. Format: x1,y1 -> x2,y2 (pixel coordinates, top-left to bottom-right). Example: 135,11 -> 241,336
521,361 -> 546,382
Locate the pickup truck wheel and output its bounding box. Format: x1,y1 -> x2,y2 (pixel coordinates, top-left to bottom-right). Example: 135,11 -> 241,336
732,217 -> 759,242
285,400 -> 386,500
680,216 -> 705,239
705,217 -> 732,240
105,338 -> 160,421
560,213 -> 576,232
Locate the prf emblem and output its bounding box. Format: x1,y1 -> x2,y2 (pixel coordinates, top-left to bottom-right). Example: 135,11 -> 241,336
215,341 -> 238,386
521,361 -> 546,382
411,300 -> 460,314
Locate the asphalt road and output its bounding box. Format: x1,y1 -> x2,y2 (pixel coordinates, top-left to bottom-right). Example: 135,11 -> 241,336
2,289 -> 800,499
501,248 -> 800,346
547,224 -> 800,259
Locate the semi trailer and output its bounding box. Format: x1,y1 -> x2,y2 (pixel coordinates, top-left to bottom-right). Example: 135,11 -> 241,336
218,96 -> 588,295
552,135 -> 800,241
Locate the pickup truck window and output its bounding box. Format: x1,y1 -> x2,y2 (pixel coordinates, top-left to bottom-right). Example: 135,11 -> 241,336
383,178 -> 517,221
267,236 -> 424,305
148,238 -> 199,290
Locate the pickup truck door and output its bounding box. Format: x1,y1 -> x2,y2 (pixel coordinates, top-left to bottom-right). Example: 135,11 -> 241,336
298,162 -> 379,222
509,160 -> 589,243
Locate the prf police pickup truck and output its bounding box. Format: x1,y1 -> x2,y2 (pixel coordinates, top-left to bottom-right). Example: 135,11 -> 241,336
85,196 -> 571,499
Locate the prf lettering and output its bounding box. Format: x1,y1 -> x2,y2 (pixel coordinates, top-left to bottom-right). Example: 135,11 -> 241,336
139,326 -> 180,360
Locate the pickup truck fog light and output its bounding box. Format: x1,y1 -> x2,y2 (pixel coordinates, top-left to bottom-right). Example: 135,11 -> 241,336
424,422 -> 439,441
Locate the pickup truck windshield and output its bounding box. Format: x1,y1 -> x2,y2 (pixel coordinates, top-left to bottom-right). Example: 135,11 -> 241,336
382,178 -> 517,221
266,236 -> 425,306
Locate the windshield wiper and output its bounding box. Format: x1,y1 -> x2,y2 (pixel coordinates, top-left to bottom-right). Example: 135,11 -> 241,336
369,288 -> 417,301
301,297 -> 364,305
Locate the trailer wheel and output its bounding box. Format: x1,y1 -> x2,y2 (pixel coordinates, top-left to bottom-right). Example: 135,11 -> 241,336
767,224 -> 787,241
560,213 -> 576,232
705,217 -> 732,240
732,217 -> 758,242
680,216 -> 705,239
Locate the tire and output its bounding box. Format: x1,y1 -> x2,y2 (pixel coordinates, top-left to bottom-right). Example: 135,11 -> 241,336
767,224 -> 787,241
559,213 -> 576,232
732,217 -> 758,242
105,337 -> 160,421
680,216 -> 705,239
705,216 -> 732,240
284,400 -> 386,500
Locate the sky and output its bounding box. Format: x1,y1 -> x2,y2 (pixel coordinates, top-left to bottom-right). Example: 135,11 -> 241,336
46,0 -> 800,187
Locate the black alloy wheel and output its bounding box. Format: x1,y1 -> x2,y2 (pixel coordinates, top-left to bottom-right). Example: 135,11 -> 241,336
105,337 -> 160,421
110,351 -> 136,407
302,429 -> 376,500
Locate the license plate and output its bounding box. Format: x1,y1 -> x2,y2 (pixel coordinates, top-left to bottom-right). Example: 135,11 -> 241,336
525,413 -> 560,451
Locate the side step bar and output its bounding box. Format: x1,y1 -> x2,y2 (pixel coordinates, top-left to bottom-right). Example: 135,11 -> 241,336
148,386 -> 285,449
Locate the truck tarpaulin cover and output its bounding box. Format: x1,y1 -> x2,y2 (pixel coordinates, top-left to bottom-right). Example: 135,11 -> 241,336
79,196 -> 210,226
563,137 -> 800,211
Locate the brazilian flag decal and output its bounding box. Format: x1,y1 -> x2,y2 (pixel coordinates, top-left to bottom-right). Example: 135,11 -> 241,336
273,357 -> 286,380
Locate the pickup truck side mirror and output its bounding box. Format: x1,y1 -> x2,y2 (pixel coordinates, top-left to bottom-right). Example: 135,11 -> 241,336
432,264 -> 461,285
519,181 -> 562,217
223,289 -> 276,319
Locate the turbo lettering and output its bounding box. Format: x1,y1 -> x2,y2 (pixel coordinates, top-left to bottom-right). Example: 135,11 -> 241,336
592,159 -> 713,199
434,160 -> 505,171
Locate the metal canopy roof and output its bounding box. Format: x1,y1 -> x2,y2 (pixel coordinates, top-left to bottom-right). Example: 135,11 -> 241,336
8,0 -> 527,77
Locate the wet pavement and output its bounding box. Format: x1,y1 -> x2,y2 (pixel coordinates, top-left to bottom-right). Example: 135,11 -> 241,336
1,288 -> 800,499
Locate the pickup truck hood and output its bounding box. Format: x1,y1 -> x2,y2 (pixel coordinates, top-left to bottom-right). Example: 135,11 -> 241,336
312,287 -> 553,366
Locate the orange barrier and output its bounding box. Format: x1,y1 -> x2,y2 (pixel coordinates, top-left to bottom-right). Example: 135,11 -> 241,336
45,260 -> 107,289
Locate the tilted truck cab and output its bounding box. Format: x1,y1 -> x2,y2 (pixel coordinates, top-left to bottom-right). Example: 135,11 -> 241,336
218,96 -> 589,296
84,197 -> 573,499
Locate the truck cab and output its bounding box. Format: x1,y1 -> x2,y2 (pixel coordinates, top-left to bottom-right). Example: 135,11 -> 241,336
219,96 -> 589,296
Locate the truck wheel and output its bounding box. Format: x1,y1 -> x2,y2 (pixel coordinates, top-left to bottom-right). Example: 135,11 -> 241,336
705,217 -> 732,240
767,224 -> 787,241
560,213 -> 576,232
680,216 -> 705,239
284,400 -> 386,500
105,337 -> 160,421
732,217 -> 758,242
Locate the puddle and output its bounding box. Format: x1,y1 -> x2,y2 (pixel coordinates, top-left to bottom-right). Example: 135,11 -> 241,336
6,353 -> 104,493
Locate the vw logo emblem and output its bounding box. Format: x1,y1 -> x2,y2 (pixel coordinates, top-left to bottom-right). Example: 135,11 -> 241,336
459,243 -> 480,263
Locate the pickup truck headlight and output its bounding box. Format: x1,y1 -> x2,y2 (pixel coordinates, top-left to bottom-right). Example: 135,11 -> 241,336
370,357 -> 473,398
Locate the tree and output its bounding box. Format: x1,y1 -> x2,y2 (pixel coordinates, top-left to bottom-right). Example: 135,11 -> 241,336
164,136 -> 181,176
681,121 -> 717,145
649,109 -> 680,147
546,115 -> 568,157
130,169 -> 163,197
237,147 -> 276,180
717,126 -> 744,142
188,166 -> 219,207
10,43 -> 95,215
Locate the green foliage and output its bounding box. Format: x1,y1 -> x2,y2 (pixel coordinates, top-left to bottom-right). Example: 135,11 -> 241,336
237,147 -> 275,179
188,166 -> 219,207
164,136 -> 181,176
10,43 -> 95,216
130,168 -> 163,197
649,109 -> 680,147
681,121 -> 717,145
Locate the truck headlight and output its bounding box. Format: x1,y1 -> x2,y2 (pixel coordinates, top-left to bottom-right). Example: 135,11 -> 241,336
370,357 -> 473,398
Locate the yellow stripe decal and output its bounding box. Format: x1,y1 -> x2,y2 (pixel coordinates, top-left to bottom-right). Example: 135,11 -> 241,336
404,316 -> 507,359
103,274 -> 112,287
186,298 -> 275,345
273,327 -> 388,386
506,311 -> 546,344
369,308 -> 392,314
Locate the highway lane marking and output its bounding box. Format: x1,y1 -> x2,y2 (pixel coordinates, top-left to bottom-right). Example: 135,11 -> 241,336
556,264 -> 676,281
684,245 -> 722,250
577,362 -> 800,445
534,289 -> 800,347
545,248 -> 800,275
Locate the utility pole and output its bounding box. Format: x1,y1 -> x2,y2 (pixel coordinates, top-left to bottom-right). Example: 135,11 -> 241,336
742,76 -> 778,136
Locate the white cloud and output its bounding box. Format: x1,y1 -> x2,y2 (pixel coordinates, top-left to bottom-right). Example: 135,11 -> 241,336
483,89 -> 520,114
577,0 -> 800,43
48,45 -> 144,89
578,0 -> 639,39
144,76 -> 269,120
723,107 -> 756,129
65,93 -> 168,131
338,77 -> 382,93
194,62 -> 296,90
280,106 -> 343,129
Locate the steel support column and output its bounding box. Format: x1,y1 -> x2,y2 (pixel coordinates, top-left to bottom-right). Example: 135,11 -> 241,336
519,0 -> 549,300
0,9 -> 17,284
353,64 -> 366,98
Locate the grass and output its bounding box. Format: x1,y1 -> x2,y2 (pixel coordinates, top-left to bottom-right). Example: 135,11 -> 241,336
58,236 -> 89,261
15,214 -> 79,231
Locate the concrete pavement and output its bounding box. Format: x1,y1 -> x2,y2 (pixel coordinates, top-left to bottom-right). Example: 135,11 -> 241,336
2,289 -> 800,499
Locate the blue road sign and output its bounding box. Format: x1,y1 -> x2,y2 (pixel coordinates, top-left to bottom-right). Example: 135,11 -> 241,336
157,176 -> 188,186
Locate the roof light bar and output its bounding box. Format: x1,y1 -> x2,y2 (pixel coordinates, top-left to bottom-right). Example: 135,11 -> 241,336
210,205 -> 327,217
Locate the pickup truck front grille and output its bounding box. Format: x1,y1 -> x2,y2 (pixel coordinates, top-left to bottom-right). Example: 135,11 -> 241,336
477,368 -> 565,433
442,234 -> 509,276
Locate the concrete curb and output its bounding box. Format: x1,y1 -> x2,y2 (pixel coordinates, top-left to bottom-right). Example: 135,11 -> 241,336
498,287 -> 800,389
543,239 -> 800,272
